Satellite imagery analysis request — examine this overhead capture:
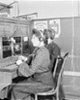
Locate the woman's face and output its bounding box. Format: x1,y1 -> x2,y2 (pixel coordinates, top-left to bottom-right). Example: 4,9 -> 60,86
31,35 -> 40,47
48,38 -> 52,44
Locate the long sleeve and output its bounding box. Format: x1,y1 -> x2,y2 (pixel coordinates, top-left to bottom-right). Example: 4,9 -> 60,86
47,42 -> 61,72
18,47 -> 50,77
48,42 -> 60,60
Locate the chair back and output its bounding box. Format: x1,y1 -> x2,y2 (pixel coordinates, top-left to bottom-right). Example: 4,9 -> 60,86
53,52 -> 69,89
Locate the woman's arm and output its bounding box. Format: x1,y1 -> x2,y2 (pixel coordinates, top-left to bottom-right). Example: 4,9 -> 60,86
18,49 -> 46,77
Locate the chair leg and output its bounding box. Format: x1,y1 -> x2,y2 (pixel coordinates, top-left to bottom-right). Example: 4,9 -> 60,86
35,94 -> 37,100
56,91 -> 59,100
52,96 -> 56,100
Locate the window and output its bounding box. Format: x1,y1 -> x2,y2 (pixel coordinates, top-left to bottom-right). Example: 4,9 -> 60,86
2,37 -> 12,58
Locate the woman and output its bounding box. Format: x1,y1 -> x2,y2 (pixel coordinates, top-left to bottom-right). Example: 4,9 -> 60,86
43,29 -> 61,72
43,29 -> 65,100
9,28 -> 55,100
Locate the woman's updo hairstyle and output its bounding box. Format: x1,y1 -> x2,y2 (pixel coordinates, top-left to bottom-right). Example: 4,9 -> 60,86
47,29 -> 56,40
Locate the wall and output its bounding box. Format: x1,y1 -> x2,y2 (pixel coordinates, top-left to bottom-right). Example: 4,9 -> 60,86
61,17 -> 80,99
11,0 -> 78,18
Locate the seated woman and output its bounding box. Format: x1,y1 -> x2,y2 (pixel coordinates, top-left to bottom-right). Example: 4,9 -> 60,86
43,29 -> 65,100
43,29 -> 61,72
6,28 -> 55,100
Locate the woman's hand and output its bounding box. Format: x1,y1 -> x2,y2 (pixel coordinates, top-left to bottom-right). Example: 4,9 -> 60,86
16,59 -> 23,65
18,55 -> 28,61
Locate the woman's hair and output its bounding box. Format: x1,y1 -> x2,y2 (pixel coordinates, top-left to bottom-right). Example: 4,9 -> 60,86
32,28 -> 43,41
43,29 -> 55,40
43,29 -> 48,39
48,29 -> 55,39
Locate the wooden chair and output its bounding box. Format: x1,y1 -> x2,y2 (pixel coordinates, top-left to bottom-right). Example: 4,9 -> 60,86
34,52 -> 69,100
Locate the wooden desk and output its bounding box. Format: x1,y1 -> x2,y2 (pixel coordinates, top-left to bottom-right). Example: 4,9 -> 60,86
0,64 -> 18,91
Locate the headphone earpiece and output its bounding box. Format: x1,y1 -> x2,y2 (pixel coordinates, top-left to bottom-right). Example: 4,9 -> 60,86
39,37 -> 43,42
